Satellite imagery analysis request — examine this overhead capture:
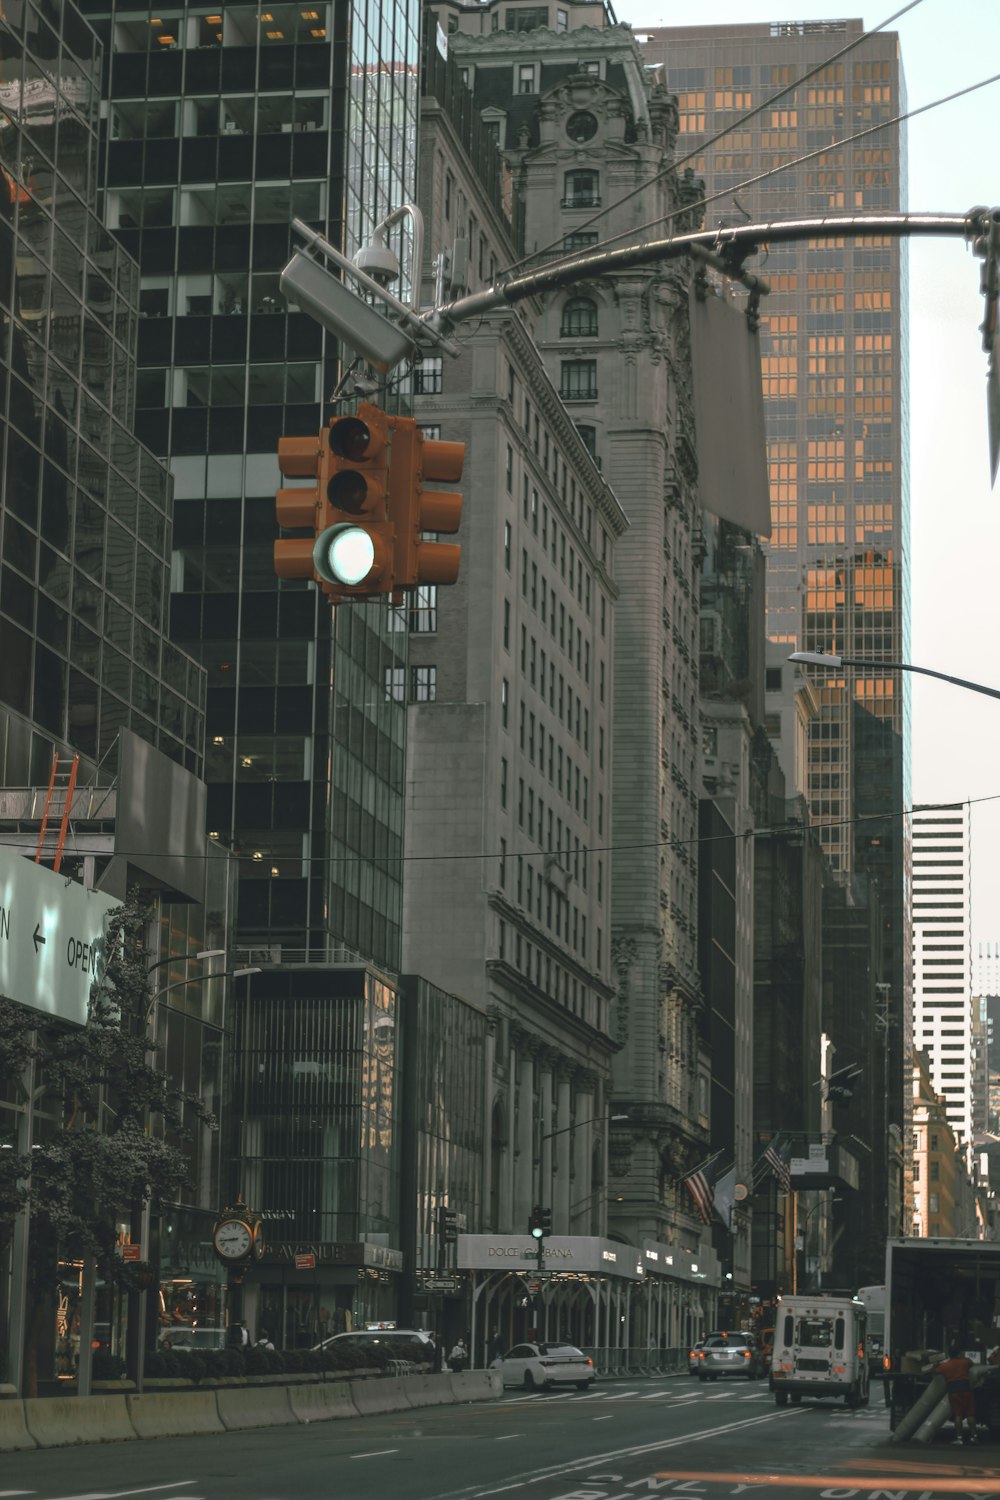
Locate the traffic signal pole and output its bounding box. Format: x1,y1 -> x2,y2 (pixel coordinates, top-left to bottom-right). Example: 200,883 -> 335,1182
424,210 -> 985,335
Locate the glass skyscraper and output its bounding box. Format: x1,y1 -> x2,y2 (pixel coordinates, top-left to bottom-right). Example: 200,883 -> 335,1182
0,0 -> 205,787
79,0 -> 421,968
641,19 -> 912,1227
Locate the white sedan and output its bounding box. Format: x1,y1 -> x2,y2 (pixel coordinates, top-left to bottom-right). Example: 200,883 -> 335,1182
490,1341 -> 596,1391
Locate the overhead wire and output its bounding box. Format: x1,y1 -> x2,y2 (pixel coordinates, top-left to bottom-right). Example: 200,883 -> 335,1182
500,0 -> 928,279
28,790 -> 1000,870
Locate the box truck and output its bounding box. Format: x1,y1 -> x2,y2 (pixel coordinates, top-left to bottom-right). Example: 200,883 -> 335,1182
884,1238 -> 1000,1432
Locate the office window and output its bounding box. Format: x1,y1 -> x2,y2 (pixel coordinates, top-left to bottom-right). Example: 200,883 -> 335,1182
410,584 -> 437,632
501,678 -> 509,728
561,360 -> 597,401
414,357 -> 443,395
517,63 -> 536,94
384,667 -> 405,701
563,170 -> 599,208
412,665 -> 437,702
561,297 -> 598,337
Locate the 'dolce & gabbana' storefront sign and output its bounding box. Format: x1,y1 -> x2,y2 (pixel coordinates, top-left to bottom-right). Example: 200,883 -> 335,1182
456,1235 -> 645,1281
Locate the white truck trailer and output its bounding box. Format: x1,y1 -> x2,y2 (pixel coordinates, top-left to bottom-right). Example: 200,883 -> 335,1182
884,1237 -> 1000,1432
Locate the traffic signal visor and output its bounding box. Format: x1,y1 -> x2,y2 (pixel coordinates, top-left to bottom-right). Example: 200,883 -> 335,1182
313,404 -> 393,595
390,422 -> 464,590
274,434 -> 322,580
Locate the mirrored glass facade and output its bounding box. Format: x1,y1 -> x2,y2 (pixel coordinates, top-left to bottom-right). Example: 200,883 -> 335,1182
80,0 -> 420,965
0,0 -> 205,780
644,19 -> 911,1211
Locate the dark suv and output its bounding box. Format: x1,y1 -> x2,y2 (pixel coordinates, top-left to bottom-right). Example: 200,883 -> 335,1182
697,1330 -> 765,1381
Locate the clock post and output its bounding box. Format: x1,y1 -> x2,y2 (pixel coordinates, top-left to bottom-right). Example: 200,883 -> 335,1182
212,1194 -> 266,1343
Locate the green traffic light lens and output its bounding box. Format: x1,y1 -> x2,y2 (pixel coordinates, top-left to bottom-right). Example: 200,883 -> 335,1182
322,526 -> 375,586
531,1227 -> 544,1239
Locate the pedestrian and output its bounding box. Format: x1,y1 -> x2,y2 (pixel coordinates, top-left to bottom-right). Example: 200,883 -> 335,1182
256,1329 -> 275,1350
933,1344 -> 978,1444
488,1327 -> 504,1365
448,1336 -> 468,1373
227,1320 -> 249,1349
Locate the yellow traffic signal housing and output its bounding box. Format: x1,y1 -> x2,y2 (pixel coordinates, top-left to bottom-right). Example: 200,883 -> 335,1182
312,403 -> 395,599
389,418 -> 464,590
274,433 -> 323,580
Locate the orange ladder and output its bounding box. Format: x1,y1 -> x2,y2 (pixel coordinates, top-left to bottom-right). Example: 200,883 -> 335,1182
35,752 -> 80,872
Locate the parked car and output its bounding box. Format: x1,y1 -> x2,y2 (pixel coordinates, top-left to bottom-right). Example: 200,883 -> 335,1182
697,1330 -> 765,1381
311,1328 -> 435,1365
688,1339 -> 705,1375
490,1340 -> 595,1391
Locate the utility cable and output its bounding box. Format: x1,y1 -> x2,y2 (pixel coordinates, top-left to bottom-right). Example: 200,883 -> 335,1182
500,0 -> 926,277
28,790 -> 1000,870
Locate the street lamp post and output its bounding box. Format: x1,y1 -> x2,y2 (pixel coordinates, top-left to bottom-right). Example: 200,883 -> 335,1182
536,1114 -> 628,1234
789,650 -> 1000,702
130,956 -> 259,1392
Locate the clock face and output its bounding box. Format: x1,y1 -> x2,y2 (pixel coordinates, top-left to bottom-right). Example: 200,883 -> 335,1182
213,1219 -> 253,1259
566,110 -> 598,143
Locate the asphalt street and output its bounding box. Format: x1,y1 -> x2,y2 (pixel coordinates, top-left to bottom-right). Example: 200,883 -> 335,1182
4,1375 -> 999,1500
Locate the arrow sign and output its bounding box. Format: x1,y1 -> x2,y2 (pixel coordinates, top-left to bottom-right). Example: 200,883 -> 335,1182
33,923 -> 45,953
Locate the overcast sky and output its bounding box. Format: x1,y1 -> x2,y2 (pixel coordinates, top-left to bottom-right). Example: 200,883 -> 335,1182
617,0 -> 1000,951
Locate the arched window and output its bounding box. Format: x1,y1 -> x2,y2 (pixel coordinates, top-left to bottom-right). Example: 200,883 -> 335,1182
563,168 -> 599,208
561,296 -> 598,338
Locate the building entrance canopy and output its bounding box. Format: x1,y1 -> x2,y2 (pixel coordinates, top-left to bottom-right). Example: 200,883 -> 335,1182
458,1234 -> 645,1281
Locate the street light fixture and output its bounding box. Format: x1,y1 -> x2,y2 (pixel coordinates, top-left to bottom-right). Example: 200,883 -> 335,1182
539,1112 -> 629,1144
788,650 -> 1000,702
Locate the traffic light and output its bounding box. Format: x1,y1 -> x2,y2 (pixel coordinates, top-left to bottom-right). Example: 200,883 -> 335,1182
388,418 -> 464,591
274,433 -> 324,582
529,1205 -> 550,1240
439,1206 -> 459,1245
312,403 -> 394,599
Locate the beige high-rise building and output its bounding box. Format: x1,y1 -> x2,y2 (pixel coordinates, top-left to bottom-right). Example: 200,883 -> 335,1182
640,18 -> 912,1230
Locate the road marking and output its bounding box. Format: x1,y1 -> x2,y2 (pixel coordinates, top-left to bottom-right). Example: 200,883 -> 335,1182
48,1486 -> 200,1500
603,1389 -> 639,1399
592,1414 -> 614,1421
652,1472 -> 1000,1493
465,1405 -> 807,1497
0,1493 -> 36,1497
495,1434 -> 521,1441
638,1390 -> 673,1400
350,1449 -> 399,1459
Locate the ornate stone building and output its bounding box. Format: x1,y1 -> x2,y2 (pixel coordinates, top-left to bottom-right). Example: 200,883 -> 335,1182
440,2 -> 714,1255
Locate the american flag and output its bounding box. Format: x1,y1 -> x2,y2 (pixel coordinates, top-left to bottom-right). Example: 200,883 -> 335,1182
683,1167 -> 714,1223
764,1140 -> 791,1194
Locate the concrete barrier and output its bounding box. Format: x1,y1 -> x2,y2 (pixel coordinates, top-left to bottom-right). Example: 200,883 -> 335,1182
0,1399 -> 37,1452
349,1376 -> 413,1415
449,1370 -> 501,1403
215,1384 -> 296,1431
287,1380 -> 358,1423
402,1374 -> 455,1409
127,1390 -> 225,1439
24,1394 -> 138,1447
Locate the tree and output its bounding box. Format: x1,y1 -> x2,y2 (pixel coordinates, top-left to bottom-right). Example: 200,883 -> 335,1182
0,888 -> 216,1392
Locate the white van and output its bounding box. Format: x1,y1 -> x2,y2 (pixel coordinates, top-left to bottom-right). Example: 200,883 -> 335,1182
771,1294 -> 869,1408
